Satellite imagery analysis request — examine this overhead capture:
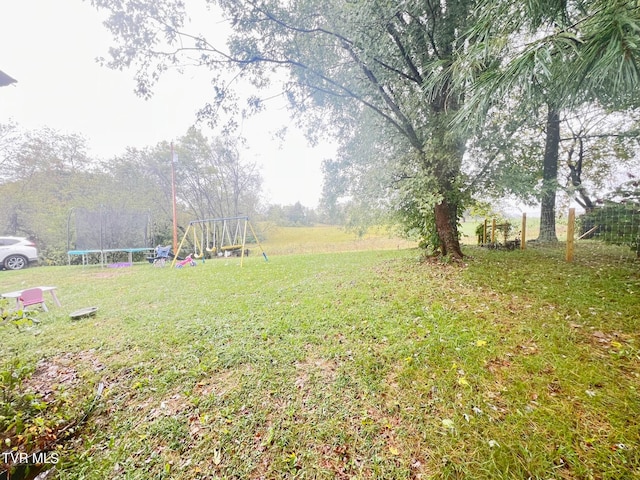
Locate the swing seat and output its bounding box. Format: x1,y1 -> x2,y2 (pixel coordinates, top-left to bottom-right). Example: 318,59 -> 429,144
220,244 -> 243,252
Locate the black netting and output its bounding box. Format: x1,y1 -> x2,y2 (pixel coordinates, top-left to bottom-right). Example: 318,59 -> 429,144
73,208 -> 149,250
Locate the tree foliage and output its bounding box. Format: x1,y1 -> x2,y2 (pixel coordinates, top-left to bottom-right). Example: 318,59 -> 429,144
89,0 -> 481,258
320,110 -> 398,234
455,0 -> 640,122
0,127 -> 100,261
437,0 -> 640,241
174,128 -> 262,220
0,123 -> 263,264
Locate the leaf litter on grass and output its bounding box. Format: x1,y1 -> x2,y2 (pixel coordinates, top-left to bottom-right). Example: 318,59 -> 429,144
1,245 -> 639,478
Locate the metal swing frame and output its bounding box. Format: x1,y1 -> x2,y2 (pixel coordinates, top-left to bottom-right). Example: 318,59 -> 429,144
171,216 -> 267,267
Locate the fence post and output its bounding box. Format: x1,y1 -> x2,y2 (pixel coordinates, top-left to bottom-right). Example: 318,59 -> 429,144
491,218 -> 496,243
566,208 -> 575,262
521,213 -> 527,250
483,219 -> 488,244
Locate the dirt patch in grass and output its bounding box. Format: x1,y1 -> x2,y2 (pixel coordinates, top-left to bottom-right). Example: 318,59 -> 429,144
24,350 -> 105,401
295,356 -> 339,387
194,366 -> 251,398
90,268 -> 136,279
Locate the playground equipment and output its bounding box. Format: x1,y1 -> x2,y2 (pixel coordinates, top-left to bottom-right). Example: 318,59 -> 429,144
192,225 -> 205,259
67,206 -> 153,266
147,245 -> 198,268
176,253 -> 196,268
172,216 -> 267,267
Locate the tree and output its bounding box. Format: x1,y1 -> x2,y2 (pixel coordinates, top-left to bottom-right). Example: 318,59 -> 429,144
0,125 -> 92,183
173,128 -> 262,220
320,109 -> 399,235
450,0 -> 640,240
0,125 -> 106,260
562,105 -> 640,212
284,202 -> 307,226
89,0 -> 481,259
102,129 -> 262,243
459,96 -> 640,233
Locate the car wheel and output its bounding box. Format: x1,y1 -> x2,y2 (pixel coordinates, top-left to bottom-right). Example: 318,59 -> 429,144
4,255 -> 28,270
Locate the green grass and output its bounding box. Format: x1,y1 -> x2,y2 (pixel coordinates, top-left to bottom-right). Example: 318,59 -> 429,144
259,224 -> 416,255
1,239 -> 639,479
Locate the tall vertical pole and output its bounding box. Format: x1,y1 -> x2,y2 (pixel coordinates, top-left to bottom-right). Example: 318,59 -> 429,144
521,213 -> 527,250
491,218 -> 496,244
483,219 -> 488,244
566,208 -> 576,262
240,218 -> 248,268
171,142 -> 178,255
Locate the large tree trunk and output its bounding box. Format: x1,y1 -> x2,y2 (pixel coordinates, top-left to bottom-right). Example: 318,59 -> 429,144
434,199 -> 463,258
538,105 -> 560,242
567,137 -> 596,213
428,106 -> 465,259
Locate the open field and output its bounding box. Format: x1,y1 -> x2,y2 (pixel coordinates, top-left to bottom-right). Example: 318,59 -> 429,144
258,224 -> 417,255
1,236 -> 639,479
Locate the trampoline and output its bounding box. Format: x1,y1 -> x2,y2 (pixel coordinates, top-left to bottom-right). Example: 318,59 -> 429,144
67,207 -> 153,266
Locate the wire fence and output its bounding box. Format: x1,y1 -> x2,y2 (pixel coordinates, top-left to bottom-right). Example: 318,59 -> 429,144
476,207 -> 640,264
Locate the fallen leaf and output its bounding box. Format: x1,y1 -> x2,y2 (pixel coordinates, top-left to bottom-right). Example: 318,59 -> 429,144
476,340 -> 487,347
389,446 -> 400,456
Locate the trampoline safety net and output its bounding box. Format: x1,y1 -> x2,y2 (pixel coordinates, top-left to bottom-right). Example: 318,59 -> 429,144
72,207 -> 150,251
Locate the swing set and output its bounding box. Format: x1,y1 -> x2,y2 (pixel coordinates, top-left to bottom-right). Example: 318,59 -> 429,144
171,216 -> 267,267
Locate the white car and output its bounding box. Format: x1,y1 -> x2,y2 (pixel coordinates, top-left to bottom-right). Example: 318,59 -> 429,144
0,236 -> 38,270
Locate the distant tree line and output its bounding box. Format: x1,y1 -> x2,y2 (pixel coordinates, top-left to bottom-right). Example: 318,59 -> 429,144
0,122 -> 262,265
264,201 -> 350,227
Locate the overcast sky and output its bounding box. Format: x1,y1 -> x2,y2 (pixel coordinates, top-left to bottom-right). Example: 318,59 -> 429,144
0,0 -> 336,208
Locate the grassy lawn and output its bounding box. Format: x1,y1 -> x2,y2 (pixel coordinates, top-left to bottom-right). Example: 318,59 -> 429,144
1,238 -> 639,479
259,224 -> 416,255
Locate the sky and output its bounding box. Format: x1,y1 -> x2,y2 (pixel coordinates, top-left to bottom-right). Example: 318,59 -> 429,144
0,1 -> 336,208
